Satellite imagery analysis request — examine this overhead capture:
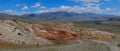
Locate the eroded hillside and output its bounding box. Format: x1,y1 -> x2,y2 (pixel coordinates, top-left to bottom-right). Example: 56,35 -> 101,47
0,20 -> 119,48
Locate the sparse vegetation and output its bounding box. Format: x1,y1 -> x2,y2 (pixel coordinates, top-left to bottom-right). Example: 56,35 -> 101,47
117,43 -> 120,47
0,13 -> 119,51
73,21 -> 120,34
0,33 -> 2,35
17,33 -> 22,36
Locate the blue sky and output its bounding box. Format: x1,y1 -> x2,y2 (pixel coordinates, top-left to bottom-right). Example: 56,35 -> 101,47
0,0 -> 120,15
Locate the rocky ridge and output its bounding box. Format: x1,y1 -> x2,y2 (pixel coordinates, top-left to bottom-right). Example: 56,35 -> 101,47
0,20 -> 118,48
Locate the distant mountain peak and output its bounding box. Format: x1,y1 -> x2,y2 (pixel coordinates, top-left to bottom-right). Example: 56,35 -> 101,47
0,11 -> 119,21
22,11 -> 120,21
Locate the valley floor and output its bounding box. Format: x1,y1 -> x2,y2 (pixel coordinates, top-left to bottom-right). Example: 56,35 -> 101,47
0,40 -> 111,51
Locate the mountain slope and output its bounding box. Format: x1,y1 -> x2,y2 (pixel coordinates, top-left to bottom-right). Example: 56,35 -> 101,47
23,11 -> 120,21
0,12 -> 119,21
0,13 -> 27,20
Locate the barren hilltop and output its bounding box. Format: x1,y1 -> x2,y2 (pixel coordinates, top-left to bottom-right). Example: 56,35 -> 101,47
0,19 -> 120,51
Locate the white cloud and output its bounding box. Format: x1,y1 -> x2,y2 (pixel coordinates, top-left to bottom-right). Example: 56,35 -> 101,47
16,4 -> 20,7
70,0 -> 110,3
40,6 -> 47,9
0,5 -> 114,15
16,4 -> 29,10
35,5 -> 102,14
34,5 -> 116,15
104,0 -> 110,1
0,10 -> 31,15
105,7 -> 116,11
68,0 -> 111,13
69,0 -> 100,3
68,0 -> 102,11
3,10 -> 15,13
84,3 -> 100,7
22,6 -> 28,10
31,2 -> 40,8
19,12 -> 31,15
0,10 -> 19,15
117,12 -> 120,16
106,8 -> 111,11
80,0 -> 99,3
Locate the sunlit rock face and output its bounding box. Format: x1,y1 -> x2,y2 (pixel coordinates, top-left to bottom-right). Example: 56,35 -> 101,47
31,23 -> 115,41
0,20 -> 53,46
76,29 -> 115,39
32,24 -> 75,41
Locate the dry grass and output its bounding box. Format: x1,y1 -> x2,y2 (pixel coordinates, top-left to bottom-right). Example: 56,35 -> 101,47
0,40 -> 110,51
74,21 -> 120,34
0,40 -> 34,48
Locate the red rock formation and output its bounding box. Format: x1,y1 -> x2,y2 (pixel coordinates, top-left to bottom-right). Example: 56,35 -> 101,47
32,24 -> 74,41
32,24 -> 116,41
15,21 -> 33,32
15,21 -> 116,41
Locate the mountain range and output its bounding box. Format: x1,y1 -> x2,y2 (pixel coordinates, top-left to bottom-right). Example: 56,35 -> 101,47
23,11 -> 120,21
0,11 -> 120,21
0,13 -> 26,20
